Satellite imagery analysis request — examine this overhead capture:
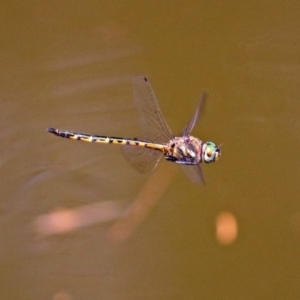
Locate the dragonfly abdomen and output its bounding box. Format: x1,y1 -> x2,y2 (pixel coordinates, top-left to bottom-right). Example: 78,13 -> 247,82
47,127 -> 167,152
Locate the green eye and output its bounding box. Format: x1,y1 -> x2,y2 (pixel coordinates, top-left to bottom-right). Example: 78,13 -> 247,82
206,147 -> 212,157
203,142 -> 221,163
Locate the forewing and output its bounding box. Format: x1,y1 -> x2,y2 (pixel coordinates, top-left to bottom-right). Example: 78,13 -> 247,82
133,75 -> 174,143
181,92 -> 206,137
180,164 -> 205,185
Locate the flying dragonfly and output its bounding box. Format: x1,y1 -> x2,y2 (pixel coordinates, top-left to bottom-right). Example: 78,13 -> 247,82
47,75 -> 221,184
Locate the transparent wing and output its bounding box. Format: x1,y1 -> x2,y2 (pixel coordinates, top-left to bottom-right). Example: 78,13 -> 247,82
181,92 -> 206,137
121,75 -> 173,173
122,145 -> 162,173
133,75 -> 174,143
180,164 -> 205,185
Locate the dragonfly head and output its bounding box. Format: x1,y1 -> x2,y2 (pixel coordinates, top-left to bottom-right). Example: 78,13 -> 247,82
202,141 -> 221,163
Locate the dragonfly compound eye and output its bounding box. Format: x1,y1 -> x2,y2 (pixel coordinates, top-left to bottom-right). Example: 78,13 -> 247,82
203,142 -> 221,163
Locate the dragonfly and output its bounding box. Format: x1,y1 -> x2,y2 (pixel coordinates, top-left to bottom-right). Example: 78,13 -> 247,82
47,75 -> 221,184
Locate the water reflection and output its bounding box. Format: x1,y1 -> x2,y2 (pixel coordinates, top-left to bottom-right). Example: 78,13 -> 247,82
52,291 -> 73,300
31,162 -> 178,242
108,162 -> 178,242
215,211 -> 238,245
32,201 -> 124,237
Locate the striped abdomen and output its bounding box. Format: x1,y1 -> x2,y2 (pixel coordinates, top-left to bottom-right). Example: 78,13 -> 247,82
47,127 -> 167,152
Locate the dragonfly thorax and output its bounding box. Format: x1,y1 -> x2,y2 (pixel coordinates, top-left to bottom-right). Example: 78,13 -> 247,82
165,136 -> 202,165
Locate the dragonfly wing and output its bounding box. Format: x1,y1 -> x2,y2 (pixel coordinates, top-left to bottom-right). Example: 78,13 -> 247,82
181,92 -> 207,137
121,145 -> 162,174
120,76 -> 171,174
133,75 -> 174,143
180,164 -> 205,185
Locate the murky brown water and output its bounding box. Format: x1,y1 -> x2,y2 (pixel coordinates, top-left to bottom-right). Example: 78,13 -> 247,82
1,2 -> 300,299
